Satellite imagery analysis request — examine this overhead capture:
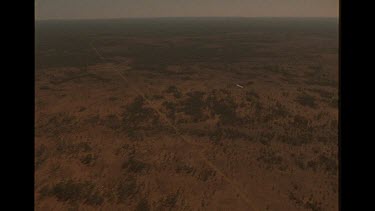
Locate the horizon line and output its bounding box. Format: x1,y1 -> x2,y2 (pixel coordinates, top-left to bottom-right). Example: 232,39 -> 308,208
35,15 -> 339,21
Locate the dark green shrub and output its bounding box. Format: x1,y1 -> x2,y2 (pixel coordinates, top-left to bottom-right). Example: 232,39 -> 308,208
135,198 -> 150,211
295,92 -> 317,108
245,90 -> 259,102
117,176 -> 138,203
257,149 -> 283,169
180,91 -> 206,122
121,96 -> 161,139
165,85 -> 182,98
162,101 -> 177,122
80,154 -> 96,166
159,191 -> 180,209
206,91 -> 239,125
122,157 -> 149,173
198,169 -> 216,181
41,180 -> 103,205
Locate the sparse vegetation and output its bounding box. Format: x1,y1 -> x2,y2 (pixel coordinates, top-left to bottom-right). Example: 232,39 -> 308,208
295,92 -> 317,108
280,129 -> 313,146
257,149 -> 283,169
305,72 -> 337,88
258,131 -> 275,145
122,156 -> 149,173
223,127 -> 250,140
330,119 -> 338,130
135,197 -> 150,211
35,144 -> 48,169
116,176 -> 138,203
158,191 -> 180,209
318,154 -> 338,175
328,95 -> 339,108
165,85 -> 182,98
198,169 -> 216,181
245,90 -> 259,102
208,126 -> 223,142
307,88 -> 334,99
108,97 -> 118,101
80,154 -> 97,166
121,96 -> 162,139
40,113 -> 78,136
206,90 -> 240,125
56,141 -> 92,155
102,114 -> 121,130
40,180 -> 104,205
36,18 -> 338,210
150,94 -> 164,100
289,191 -> 322,211
181,91 -> 207,122
162,101 -> 177,122
40,85 -> 50,90
78,107 -> 86,112
175,162 -> 195,175
83,115 -> 100,125
269,102 -> 289,118
293,115 -> 310,129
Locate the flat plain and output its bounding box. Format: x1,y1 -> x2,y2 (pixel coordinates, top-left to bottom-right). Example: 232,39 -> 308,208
35,17 -> 338,211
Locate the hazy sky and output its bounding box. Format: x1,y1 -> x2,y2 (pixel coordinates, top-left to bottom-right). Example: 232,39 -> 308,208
35,0 -> 339,20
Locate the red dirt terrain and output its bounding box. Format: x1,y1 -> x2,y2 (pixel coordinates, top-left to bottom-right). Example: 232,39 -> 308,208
35,18 -> 338,211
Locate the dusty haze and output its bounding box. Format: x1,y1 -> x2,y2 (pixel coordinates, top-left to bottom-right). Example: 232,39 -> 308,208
35,0 -> 339,20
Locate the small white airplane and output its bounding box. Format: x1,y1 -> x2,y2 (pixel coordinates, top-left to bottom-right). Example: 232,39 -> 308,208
236,84 -> 244,89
